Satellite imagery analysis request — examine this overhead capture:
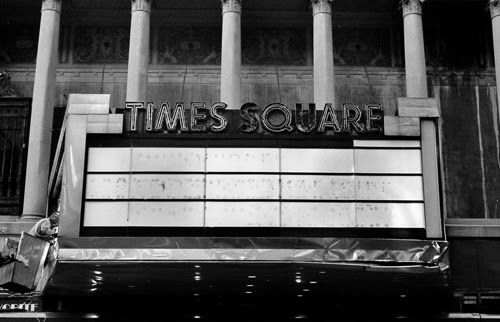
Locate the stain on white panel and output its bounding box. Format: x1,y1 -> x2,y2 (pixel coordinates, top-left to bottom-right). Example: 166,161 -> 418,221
281,203 -> 355,227
206,175 -> 279,199
281,149 -> 354,173
130,175 -> 205,199
131,148 -> 205,172
354,149 -> 422,174
353,140 -> 421,148
281,175 -> 355,200
85,174 -> 130,199
83,202 -> 128,226
205,202 -> 279,227
356,203 -> 425,228
87,148 -> 131,172
355,176 -> 423,201
207,148 -> 279,172
128,202 -> 204,226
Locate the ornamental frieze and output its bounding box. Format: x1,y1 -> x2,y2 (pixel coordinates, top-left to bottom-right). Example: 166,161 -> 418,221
158,28 -> 221,65
333,28 -> 391,67
242,29 -> 306,65
74,27 -> 129,64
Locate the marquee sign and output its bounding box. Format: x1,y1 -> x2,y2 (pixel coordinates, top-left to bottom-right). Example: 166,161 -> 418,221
124,102 -> 383,135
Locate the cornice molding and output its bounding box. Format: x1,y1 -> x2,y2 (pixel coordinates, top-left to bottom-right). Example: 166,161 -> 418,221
221,0 -> 242,14
311,0 -> 333,15
41,0 -> 62,13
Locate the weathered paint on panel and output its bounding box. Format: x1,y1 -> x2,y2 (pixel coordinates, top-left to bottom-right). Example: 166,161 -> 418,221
128,202 -> 204,226
281,202 -> 355,227
205,202 -> 279,227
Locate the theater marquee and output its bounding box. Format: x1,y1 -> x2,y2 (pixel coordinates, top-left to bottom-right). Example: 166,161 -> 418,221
123,102 -> 383,135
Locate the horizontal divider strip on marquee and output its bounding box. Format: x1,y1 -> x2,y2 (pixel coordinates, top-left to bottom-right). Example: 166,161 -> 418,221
82,140 -> 424,229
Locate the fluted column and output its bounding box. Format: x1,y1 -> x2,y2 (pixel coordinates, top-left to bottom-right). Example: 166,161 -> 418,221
311,0 -> 334,110
402,0 -> 427,98
220,0 -> 242,110
22,0 -> 62,220
490,0 -> 500,108
126,0 -> 151,102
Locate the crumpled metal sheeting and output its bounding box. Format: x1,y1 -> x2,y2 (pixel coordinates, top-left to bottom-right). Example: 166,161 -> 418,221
323,239 -> 447,264
57,237 -> 448,265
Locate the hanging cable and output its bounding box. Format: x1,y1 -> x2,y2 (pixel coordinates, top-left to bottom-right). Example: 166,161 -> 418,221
179,64 -> 188,102
274,57 -> 282,102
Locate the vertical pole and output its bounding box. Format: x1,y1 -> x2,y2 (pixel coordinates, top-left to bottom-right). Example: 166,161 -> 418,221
311,0 -> 335,110
220,0 -> 242,110
126,0 -> 151,102
490,0 -> 500,109
402,0 -> 442,238
22,0 -> 62,220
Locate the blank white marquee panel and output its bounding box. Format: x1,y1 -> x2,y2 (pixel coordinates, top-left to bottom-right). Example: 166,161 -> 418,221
83,140 -> 425,229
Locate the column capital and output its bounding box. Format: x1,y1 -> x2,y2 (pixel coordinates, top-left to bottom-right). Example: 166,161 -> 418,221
41,0 -> 62,13
401,0 -> 423,17
221,0 -> 242,14
311,0 -> 333,15
131,0 -> 151,14
490,0 -> 500,18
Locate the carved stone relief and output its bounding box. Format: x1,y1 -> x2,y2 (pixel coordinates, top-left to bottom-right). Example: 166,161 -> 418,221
242,29 -> 306,65
401,0 -> 423,16
74,27 -> 129,64
158,28 -> 221,65
0,26 -> 38,64
333,28 -> 391,67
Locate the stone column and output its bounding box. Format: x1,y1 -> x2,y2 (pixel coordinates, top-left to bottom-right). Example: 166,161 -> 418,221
402,0 -> 427,98
220,0 -> 242,110
311,0 -> 334,110
401,0 -> 442,238
22,0 -> 62,220
490,0 -> 500,108
126,0 -> 151,102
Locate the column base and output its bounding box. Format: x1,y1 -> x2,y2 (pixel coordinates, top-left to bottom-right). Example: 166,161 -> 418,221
19,214 -> 46,222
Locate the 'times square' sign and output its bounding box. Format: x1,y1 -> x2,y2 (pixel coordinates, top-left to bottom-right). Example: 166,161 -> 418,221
124,102 -> 383,135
